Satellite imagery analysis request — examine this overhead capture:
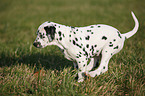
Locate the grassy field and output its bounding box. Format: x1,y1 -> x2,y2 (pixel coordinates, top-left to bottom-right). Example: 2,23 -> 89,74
0,0 -> 145,95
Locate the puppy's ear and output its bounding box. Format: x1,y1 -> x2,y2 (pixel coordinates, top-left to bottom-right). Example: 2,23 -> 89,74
44,26 -> 56,42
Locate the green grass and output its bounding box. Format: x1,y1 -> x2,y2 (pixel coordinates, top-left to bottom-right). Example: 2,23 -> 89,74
0,0 -> 145,95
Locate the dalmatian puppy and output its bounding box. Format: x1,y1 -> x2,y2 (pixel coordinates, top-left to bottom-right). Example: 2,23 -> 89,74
33,12 -> 139,82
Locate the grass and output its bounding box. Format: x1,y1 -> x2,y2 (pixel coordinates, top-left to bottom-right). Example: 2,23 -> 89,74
0,0 -> 145,95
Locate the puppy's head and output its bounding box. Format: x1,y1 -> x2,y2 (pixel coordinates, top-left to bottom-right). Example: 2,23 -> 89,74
33,22 -> 56,48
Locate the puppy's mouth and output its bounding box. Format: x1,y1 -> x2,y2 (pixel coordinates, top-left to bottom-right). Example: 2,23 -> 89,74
33,42 -> 43,48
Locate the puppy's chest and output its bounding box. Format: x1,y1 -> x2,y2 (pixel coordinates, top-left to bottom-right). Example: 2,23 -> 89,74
58,47 -> 76,61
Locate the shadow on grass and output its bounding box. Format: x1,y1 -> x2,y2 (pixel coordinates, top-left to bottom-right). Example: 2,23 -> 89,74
0,51 -> 73,71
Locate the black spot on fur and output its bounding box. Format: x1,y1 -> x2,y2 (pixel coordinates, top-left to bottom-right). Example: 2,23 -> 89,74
76,56 -> 79,58
89,56 -> 92,58
85,36 -> 90,40
109,44 -> 113,47
44,26 -> 56,41
76,44 -> 81,48
103,66 -> 105,69
98,26 -> 101,28
83,48 -> 85,51
71,26 -> 75,28
87,30 -> 91,32
83,48 -> 88,57
78,45 -> 82,48
85,52 -> 88,56
94,45 -> 97,47
92,50 -> 94,55
91,45 -> 94,55
90,26 -> 94,28
91,45 -> 94,50
58,31 -> 61,36
102,36 -> 107,40
59,37 -> 62,41
62,34 -> 65,37
74,42 -> 82,48
75,38 -> 78,41
87,59 -> 91,65
39,34 -> 43,39
114,46 -> 119,49
73,40 -> 76,45
86,44 -> 89,48
76,44 -> 79,46
117,31 -> 122,38
62,49 -> 64,53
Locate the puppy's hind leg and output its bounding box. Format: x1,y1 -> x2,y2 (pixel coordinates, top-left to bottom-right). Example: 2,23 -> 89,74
88,51 -> 111,77
88,42 -> 123,77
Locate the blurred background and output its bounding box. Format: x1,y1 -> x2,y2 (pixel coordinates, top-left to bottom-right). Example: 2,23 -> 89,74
0,0 -> 144,49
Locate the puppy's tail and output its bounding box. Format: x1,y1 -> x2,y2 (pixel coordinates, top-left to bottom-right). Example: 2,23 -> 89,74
123,11 -> 139,39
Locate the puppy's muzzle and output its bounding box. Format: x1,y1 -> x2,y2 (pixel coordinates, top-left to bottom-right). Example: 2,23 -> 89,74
33,42 -> 42,48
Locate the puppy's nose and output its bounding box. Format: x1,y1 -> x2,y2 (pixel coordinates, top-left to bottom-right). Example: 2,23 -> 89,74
33,42 -> 42,48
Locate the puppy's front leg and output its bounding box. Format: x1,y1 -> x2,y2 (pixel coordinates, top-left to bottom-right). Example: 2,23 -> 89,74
76,57 -> 89,82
